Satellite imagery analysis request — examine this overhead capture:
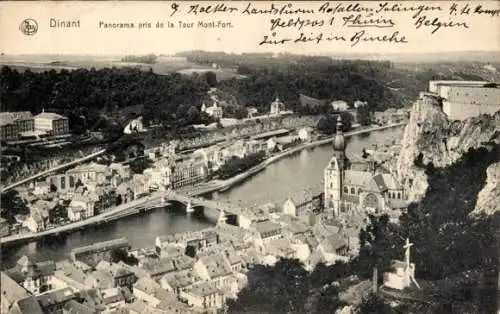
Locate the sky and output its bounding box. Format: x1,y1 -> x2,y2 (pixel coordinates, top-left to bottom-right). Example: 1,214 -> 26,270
0,1 -> 499,55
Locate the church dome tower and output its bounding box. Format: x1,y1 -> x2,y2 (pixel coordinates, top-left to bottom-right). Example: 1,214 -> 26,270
333,115 -> 346,170
324,114 -> 347,216
333,115 -> 345,151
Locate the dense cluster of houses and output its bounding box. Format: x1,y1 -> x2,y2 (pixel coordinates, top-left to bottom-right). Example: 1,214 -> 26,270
4,125 -> 316,236
2,195 -> 363,314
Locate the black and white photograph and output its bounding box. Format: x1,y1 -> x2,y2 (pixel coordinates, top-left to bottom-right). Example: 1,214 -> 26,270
0,1 -> 499,313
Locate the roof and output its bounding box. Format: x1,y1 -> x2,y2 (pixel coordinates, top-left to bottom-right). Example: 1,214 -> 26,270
381,173 -> 402,190
67,162 -> 108,174
343,170 -> 374,188
299,94 -> 326,108
198,253 -> 233,279
101,287 -> 124,305
6,259 -> 56,283
62,300 -> 96,314
372,174 -> 388,191
36,287 -> 76,308
32,199 -> 57,212
141,257 -> 176,277
134,277 -> 175,301
34,112 -> 67,120
0,111 -> 33,126
89,270 -> 114,288
286,219 -> 311,235
161,270 -> 201,290
1,272 -> 30,313
224,247 -> 243,266
187,282 -> 221,297
55,260 -> 89,285
253,220 -> 282,236
320,235 -> 348,254
71,237 -> 129,256
157,297 -> 190,313
265,238 -> 294,256
15,296 -> 44,314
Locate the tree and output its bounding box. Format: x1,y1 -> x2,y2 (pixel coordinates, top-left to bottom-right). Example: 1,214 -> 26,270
357,105 -> 372,126
129,157 -> 153,174
49,183 -> 58,193
357,293 -> 393,314
186,105 -> 200,124
110,248 -> 139,265
355,214 -> 402,279
0,190 -> 30,223
204,71 -> 218,87
227,258 -> 311,313
316,112 -> 353,135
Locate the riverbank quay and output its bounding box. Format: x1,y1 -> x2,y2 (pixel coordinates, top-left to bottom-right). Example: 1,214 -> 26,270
0,123 -> 405,246
0,185 -> 220,246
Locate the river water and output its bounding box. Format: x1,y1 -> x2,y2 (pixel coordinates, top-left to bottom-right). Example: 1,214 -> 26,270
1,127 -> 403,268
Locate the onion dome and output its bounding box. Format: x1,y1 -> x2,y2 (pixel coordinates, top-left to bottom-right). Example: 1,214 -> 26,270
333,115 -> 345,151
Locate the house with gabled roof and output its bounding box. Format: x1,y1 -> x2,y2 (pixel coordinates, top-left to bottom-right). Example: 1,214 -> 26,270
193,252 -> 233,289
5,256 -> 56,295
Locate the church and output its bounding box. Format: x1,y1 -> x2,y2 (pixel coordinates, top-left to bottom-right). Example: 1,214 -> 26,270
324,116 -> 406,216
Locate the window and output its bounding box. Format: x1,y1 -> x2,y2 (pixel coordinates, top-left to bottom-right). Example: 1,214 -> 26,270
397,192 -> 401,199
343,186 -> 348,193
351,187 -> 355,194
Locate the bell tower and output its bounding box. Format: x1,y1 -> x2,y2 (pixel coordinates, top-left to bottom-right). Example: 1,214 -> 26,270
324,115 -> 346,216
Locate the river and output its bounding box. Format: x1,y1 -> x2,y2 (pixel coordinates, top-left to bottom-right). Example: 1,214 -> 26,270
1,126 -> 403,268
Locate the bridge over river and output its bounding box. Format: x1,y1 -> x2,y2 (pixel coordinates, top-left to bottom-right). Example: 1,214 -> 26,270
0,181 -> 248,246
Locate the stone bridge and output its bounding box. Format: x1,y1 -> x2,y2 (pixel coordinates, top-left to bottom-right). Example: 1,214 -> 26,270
162,191 -> 251,224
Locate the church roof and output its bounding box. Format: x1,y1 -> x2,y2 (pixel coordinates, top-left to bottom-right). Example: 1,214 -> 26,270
344,170 -> 398,193
372,174 -> 388,191
381,173 -> 402,190
344,170 -> 373,188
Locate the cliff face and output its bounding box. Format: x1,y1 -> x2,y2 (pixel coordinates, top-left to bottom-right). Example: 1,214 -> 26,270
396,96 -> 500,204
473,161 -> 500,215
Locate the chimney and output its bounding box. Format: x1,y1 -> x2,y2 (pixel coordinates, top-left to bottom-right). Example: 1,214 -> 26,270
372,267 -> 378,294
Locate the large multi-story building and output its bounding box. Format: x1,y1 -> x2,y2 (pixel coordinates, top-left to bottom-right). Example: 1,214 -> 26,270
0,120 -> 17,141
34,111 -> 70,135
429,80 -> 500,120
170,157 -> 208,189
0,111 -> 35,141
324,116 -> 406,216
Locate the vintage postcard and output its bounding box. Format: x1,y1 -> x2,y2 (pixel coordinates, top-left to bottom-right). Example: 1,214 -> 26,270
0,1 -> 499,313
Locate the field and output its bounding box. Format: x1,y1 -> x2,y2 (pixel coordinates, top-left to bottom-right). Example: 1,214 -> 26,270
0,54 -> 245,80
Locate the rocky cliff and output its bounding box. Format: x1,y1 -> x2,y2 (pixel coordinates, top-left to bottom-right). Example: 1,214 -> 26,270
473,161 -> 500,215
396,95 -> 500,209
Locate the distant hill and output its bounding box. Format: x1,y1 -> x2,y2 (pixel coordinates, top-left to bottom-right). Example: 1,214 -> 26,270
323,50 -> 500,64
